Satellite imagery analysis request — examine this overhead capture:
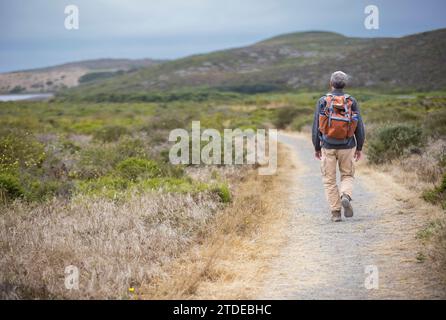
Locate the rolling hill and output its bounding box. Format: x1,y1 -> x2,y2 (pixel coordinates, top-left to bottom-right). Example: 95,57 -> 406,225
0,58 -> 165,94
62,28 -> 446,101
2,28 -> 445,99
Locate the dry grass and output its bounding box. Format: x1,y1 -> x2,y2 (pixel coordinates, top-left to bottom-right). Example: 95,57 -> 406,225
371,139 -> 446,192
141,144 -> 295,299
0,192 -> 221,299
0,149 -> 293,299
356,163 -> 446,285
357,138 -> 446,283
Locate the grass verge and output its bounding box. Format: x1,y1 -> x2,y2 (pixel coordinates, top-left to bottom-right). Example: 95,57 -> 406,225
141,144 -> 295,299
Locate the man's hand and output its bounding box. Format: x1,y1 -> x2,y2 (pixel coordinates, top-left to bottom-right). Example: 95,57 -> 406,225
315,150 -> 322,160
354,150 -> 362,161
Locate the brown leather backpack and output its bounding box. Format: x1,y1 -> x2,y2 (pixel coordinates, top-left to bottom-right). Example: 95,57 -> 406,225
319,93 -> 359,142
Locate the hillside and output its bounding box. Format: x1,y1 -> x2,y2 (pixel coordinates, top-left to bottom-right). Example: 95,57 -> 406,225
2,29 -> 445,98
58,29 -> 446,100
0,58 -> 165,94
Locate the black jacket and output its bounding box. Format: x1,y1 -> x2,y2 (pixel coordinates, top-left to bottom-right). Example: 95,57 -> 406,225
312,89 -> 365,151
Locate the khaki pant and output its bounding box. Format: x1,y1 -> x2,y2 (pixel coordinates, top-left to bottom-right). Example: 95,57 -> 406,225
320,147 -> 356,212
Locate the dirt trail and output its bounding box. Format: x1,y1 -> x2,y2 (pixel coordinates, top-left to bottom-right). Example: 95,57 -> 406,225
258,132 -> 445,299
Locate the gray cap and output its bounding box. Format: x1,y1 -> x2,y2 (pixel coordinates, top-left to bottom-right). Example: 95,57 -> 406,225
330,71 -> 349,89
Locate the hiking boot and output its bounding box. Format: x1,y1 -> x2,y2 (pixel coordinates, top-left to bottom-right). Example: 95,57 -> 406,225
331,210 -> 342,222
341,194 -> 353,218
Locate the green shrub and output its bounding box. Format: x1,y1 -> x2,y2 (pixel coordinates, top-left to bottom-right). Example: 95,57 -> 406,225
144,115 -> 186,132
69,119 -> 104,134
424,109 -> 446,138
76,137 -> 151,179
0,172 -> 24,200
273,106 -> 299,129
0,129 -> 46,172
115,137 -> 149,159
77,175 -> 131,197
22,178 -> 70,201
158,162 -> 185,178
78,175 -> 207,198
77,145 -> 118,179
367,124 -> 423,164
212,183 -> 231,203
364,106 -> 423,124
290,114 -> 313,131
93,125 -> 129,142
78,70 -> 124,83
217,84 -> 282,94
9,85 -> 25,94
115,158 -> 161,181
422,173 -> 446,209
61,139 -> 81,154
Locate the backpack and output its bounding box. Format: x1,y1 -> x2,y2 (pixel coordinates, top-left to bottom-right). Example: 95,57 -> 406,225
318,93 -> 359,143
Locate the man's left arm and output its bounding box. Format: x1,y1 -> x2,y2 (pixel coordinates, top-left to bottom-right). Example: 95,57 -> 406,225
352,98 -> 365,160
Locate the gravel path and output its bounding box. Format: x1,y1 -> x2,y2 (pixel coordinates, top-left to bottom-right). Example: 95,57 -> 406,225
258,132 -> 445,299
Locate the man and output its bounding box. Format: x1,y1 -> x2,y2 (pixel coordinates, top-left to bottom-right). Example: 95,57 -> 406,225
312,71 -> 365,222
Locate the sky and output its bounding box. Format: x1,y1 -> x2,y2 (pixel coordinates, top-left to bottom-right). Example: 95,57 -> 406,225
1,0 -> 445,72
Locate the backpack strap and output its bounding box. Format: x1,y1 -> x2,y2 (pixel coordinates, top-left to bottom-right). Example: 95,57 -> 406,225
324,94 -> 333,106
322,94 -> 332,112
324,94 -> 335,127
343,94 -> 354,120
344,94 -> 353,107
342,94 -> 349,114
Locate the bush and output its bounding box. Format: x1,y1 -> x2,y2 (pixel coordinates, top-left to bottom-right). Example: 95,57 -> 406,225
424,109 -> 446,138
212,183 -> 231,203
115,158 -> 161,181
290,114 -> 313,131
0,129 -> 46,172
93,125 -> 129,142
422,173 -> 446,209
218,84 -> 282,94
9,85 -> 25,94
78,175 -> 208,198
77,145 -> 118,179
144,115 -> 186,132
76,137 -> 151,179
115,137 -> 149,159
367,124 -> 423,164
0,130 -> 75,201
364,106 -> 424,124
274,106 -> 299,129
78,71 -> 124,84
158,162 -> 185,178
77,175 -> 130,197
0,173 -> 24,200
21,177 -> 70,201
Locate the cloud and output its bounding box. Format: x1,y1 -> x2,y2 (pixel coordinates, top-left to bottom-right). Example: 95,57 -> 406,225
0,0 -> 445,71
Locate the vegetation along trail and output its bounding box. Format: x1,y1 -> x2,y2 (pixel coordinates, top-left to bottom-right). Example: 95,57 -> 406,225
258,132 -> 446,299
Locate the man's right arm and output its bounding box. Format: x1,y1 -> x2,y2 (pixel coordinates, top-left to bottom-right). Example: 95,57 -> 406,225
312,98 -> 323,151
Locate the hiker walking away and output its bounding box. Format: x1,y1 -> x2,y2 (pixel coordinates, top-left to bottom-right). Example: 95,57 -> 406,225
312,71 -> 365,222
